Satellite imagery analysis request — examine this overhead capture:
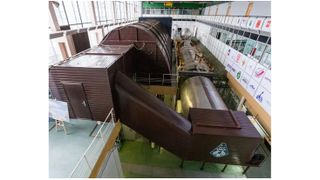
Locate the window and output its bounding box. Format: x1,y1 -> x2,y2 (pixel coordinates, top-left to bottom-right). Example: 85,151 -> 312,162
243,39 -> 257,56
216,32 -> 221,40
261,45 -> 271,69
230,33 -> 239,49
225,32 -> 234,45
236,33 -> 246,53
54,1 -> 69,26
220,31 -> 228,43
63,1 -> 82,29
253,42 -> 267,60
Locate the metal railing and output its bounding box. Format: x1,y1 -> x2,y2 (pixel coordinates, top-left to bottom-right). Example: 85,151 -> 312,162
133,73 -> 179,86
69,108 -> 115,178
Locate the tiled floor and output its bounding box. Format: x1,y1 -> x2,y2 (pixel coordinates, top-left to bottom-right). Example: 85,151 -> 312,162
49,119 -> 98,178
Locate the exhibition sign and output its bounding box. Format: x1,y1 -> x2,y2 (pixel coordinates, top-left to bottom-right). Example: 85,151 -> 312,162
224,46 -> 271,115
49,99 -> 70,122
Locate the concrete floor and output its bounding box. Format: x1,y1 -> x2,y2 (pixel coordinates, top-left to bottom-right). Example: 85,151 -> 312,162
118,140 -> 249,178
49,119 -> 97,178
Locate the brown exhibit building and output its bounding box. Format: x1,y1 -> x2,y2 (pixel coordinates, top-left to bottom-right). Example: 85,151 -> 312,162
49,20 -> 263,168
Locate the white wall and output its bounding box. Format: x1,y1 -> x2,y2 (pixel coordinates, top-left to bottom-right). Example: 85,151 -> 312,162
205,1 -> 271,17
250,1 -> 271,16
230,1 -> 250,16
217,3 -> 229,15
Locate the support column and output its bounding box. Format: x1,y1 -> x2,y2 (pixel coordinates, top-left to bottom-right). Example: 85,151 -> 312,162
65,35 -> 76,56
237,96 -> 246,111
245,2 -> 254,17
58,42 -> 69,59
48,1 -> 61,31
226,2 -> 232,16
215,5 -> 219,15
89,1 -> 98,26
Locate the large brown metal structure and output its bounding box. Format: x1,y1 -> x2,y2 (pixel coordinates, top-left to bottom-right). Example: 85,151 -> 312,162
49,20 -> 263,167
114,71 -> 262,165
101,20 -> 172,74
49,45 -> 134,121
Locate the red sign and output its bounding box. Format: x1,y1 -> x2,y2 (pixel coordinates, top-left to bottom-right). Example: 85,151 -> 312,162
265,20 -> 271,28
255,20 -> 262,28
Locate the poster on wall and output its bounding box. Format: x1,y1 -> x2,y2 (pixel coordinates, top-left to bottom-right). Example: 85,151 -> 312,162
260,69 -> 271,92
241,17 -> 249,28
252,63 -> 267,83
247,17 -> 256,29
234,51 -> 243,66
246,78 -> 259,96
235,68 -> 243,84
261,18 -> 271,32
254,86 -> 271,115
236,17 -> 242,27
244,57 -> 257,76
231,17 -> 238,26
253,18 -> 265,30
238,54 -> 248,70
240,72 -> 251,88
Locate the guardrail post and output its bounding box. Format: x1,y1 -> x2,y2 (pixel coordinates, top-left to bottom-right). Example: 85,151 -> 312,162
84,155 -> 92,170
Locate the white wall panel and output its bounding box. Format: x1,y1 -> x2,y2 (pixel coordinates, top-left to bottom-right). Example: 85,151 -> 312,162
217,3 -> 229,15
229,1 -> 250,16
250,1 -> 271,16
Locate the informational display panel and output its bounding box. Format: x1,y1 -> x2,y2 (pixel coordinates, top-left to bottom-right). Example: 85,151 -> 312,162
253,18 -> 265,30
260,69 -> 271,92
247,17 -> 256,29
241,17 -> 249,28
254,86 -> 271,114
224,46 -> 271,115
252,63 -> 267,83
49,99 -> 70,122
261,18 -> 271,32
246,78 -> 259,96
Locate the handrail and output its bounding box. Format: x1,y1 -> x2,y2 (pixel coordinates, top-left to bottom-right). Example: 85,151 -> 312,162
68,108 -> 115,178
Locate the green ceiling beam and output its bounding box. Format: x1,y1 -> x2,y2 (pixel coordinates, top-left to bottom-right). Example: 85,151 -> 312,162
142,2 -> 206,9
